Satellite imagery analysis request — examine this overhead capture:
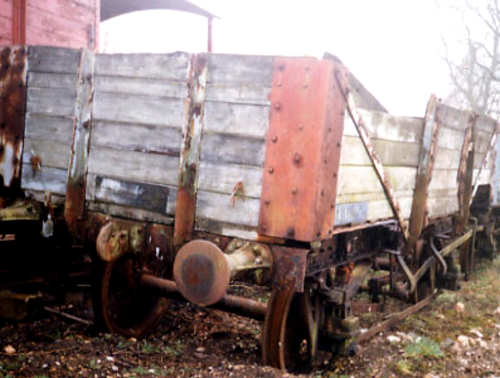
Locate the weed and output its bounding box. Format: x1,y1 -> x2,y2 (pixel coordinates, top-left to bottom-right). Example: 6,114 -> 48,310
395,360 -> 412,375
162,340 -> 185,357
88,359 -> 99,370
405,336 -> 443,358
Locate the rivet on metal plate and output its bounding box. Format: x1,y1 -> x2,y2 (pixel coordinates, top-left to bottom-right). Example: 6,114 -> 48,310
291,188 -> 298,195
271,136 -> 278,143
274,102 -> 282,111
268,167 -> 274,174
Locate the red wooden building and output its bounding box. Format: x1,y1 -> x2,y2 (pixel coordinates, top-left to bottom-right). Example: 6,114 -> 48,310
0,0 -> 214,50
0,0 -> 99,48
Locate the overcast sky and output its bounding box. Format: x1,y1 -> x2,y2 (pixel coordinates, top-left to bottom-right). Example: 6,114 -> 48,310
101,1 -> 467,116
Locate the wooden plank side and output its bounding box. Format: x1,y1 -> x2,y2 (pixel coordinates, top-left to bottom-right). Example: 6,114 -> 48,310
339,135 -> 420,167
337,188 -> 458,205
21,164 -> 67,195
27,0 -> 96,29
204,101 -> 270,138
24,114 -> 74,142
86,174 -> 177,215
95,52 -> 191,80
195,190 -> 260,227
26,87 -> 76,117
197,161 -> 263,198
343,109 -> 424,143
207,54 -> 274,85
93,91 -> 185,127
28,46 -> 80,74
436,103 -> 470,131
334,196 -> 414,226
433,148 -> 462,170
205,84 -> 271,105
436,126 -> 465,151
88,202 -> 174,225
0,2 -> 12,19
95,75 -> 187,99
87,147 -> 179,187
427,195 -> 459,218
23,138 -> 70,169
428,168 -> 459,191
91,175 -> 170,214
28,72 -> 76,90
91,121 -> 182,155
200,133 -> 266,167
337,166 -> 417,195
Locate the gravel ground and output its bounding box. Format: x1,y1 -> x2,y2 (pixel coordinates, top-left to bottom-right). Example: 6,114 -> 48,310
1,255 -> 499,377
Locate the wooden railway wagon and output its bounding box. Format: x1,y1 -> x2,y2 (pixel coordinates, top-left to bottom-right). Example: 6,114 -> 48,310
0,45 -> 499,372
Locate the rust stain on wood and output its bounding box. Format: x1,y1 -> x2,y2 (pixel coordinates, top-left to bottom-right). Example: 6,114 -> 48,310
174,54 -> 207,247
0,46 -> 27,201
64,48 -> 95,238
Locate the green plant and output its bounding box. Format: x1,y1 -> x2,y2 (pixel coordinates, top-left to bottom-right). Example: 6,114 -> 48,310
405,336 -> 443,358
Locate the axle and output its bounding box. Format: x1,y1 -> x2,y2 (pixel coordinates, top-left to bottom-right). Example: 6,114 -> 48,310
140,273 -> 267,320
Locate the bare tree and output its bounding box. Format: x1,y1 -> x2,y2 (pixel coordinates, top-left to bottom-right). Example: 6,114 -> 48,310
443,0 -> 500,116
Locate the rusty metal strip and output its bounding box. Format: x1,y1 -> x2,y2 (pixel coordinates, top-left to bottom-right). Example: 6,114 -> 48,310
173,54 -> 207,248
259,58 -> 346,241
0,46 -> 27,200
406,95 -> 440,258
12,0 -> 26,45
64,49 -> 95,238
457,113 -> 476,228
492,136 -> 500,204
470,122 -> 499,204
336,73 -> 408,242
271,246 -> 308,292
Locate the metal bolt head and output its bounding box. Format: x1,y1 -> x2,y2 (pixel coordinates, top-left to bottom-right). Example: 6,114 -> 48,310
291,188 -> 298,195
271,136 -> 278,143
268,167 -> 274,174
274,102 -> 282,111
293,152 -> 302,164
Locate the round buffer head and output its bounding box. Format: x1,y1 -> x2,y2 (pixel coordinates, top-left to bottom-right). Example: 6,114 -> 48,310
173,240 -> 230,306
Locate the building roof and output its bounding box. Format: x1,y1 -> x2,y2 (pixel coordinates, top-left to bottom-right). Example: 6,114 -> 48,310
101,0 -> 215,21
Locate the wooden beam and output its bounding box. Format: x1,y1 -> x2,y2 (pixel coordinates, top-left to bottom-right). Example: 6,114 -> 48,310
12,0 -> 26,45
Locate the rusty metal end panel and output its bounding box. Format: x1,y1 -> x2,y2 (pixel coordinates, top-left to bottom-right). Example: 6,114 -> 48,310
259,58 -> 347,242
0,46 -> 27,198
174,54 -> 207,248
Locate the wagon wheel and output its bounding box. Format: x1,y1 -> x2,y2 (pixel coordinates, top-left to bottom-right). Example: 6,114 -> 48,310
97,253 -> 167,338
262,280 -> 320,373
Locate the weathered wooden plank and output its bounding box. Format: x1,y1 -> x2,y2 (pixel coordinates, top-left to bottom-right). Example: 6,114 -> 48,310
95,75 -> 187,99
205,83 -> 271,105
195,218 -> 258,241
436,126 -> 465,151
27,0 -> 96,26
86,174 -> 177,215
27,29 -> 88,50
337,166 -> 417,194
475,113 -> 497,133
200,133 -> 266,167
28,46 -> 80,74
337,188 -> 458,205
21,164 -> 67,195
434,148 -> 462,170
334,196 -> 414,226
195,190 -> 260,227
428,169 -> 460,191
93,91 -> 185,127
198,161 -> 263,198
427,195 -> 459,218
339,136 -> 420,167
204,101 -> 270,138
28,72 -> 76,90
207,54 -> 274,85
27,87 -> 76,117
88,202 -> 174,225
436,104 -> 470,131
22,138 -> 70,169
91,176 -> 170,214
95,52 -> 191,80
87,147 -> 179,186
475,129 -> 494,153
91,121 -> 182,155
24,114 -> 74,142
343,109 -> 424,143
